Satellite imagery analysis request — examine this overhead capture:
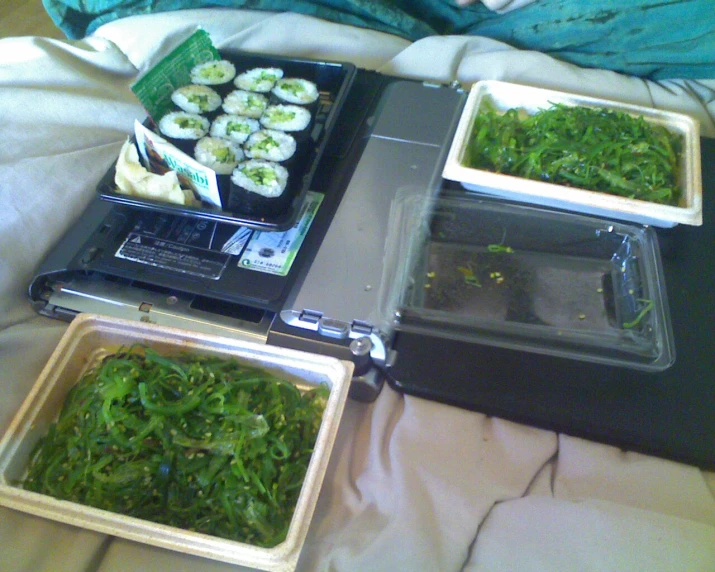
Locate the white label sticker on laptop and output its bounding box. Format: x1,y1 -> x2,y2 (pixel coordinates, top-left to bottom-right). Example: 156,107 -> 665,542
238,191 -> 323,276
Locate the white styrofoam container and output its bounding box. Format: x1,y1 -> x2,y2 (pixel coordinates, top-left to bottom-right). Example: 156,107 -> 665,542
442,80 -> 703,227
0,314 -> 353,572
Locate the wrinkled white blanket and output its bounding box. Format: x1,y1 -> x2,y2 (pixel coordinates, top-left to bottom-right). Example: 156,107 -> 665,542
1,9 -> 714,571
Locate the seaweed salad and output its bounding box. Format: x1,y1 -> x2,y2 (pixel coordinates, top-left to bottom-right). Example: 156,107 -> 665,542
21,346 -> 329,548
467,102 -> 682,206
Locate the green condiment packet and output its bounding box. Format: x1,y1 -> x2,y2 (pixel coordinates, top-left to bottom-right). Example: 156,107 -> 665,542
131,29 -> 220,122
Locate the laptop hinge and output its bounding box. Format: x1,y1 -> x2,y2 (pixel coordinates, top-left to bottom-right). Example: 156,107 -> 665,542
351,320 -> 373,336
299,309 -> 323,324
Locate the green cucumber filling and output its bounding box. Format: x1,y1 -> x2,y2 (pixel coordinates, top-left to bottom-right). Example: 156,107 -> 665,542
252,137 -> 279,153
248,71 -> 280,88
242,166 -> 278,185
281,82 -> 305,97
258,71 -> 279,82
198,65 -> 225,81
187,94 -> 210,110
246,95 -> 265,109
176,117 -> 204,130
226,122 -> 251,136
268,109 -> 297,123
212,147 -> 235,163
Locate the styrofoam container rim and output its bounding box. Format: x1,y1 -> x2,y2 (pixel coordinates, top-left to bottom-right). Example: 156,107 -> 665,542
442,80 -> 703,227
0,314 -> 354,572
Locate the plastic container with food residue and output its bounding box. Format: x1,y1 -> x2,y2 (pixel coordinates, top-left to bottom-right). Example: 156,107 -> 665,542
380,191 -> 675,372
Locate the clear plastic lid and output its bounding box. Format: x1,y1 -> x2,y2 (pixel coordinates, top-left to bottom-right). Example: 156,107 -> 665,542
382,191 -> 675,372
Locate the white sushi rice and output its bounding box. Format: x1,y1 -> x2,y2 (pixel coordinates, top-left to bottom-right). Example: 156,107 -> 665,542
159,112 -> 210,140
171,84 -> 222,114
234,67 -> 284,93
222,90 -> 268,118
194,137 -> 244,175
271,78 -> 319,105
260,104 -> 312,132
210,114 -> 260,144
232,159 -> 288,198
244,129 -> 297,162
190,60 -> 236,85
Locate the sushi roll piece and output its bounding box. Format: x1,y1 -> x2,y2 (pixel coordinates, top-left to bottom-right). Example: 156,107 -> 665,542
194,136 -> 244,175
243,129 -> 297,163
210,114 -> 260,145
234,67 -> 284,93
229,159 -> 291,216
260,104 -> 313,141
159,111 -> 210,140
222,90 -> 268,119
271,77 -> 319,106
158,111 -> 210,155
171,84 -> 222,114
190,59 -> 236,86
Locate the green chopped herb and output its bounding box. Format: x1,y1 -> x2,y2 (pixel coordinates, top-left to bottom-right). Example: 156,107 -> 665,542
623,298 -> 654,329
20,346 -> 328,548
487,244 -> 514,253
466,103 -> 682,206
457,264 -> 482,287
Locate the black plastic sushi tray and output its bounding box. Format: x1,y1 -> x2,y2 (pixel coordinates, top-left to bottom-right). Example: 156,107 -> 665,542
97,49 -> 357,231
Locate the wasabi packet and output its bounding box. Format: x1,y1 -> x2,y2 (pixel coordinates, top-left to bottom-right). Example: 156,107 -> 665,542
134,120 -> 222,207
130,29 -> 224,207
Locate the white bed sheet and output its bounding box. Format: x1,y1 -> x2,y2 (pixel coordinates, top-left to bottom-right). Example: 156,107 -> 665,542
1,10 -> 714,571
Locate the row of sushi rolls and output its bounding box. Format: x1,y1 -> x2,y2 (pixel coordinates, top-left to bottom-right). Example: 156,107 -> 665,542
157,59 -> 320,215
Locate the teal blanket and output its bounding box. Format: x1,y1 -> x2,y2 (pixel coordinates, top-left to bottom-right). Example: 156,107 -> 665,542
42,0 -> 715,80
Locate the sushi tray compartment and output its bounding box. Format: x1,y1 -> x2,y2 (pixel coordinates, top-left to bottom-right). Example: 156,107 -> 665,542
98,36 -> 356,231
